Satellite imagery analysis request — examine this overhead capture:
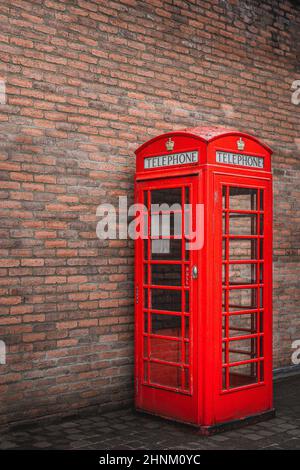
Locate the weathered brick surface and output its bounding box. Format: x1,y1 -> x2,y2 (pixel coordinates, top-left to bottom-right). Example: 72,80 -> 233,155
0,0 -> 299,426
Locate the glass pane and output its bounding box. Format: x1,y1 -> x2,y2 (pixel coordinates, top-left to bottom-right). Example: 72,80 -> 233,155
184,342 -> 189,364
184,209 -> 191,237
151,212 -> 182,238
144,289 -> 148,309
144,313 -> 148,333
260,336 -> 264,357
222,289 -> 228,311
259,264 -> 264,282
144,264 -> 148,284
151,239 -> 171,255
228,263 -> 258,285
260,360 -> 264,380
222,342 -> 227,363
143,336 -> 148,358
151,264 -> 181,286
259,238 -> 264,259
222,315 -> 227,338
229,187 -> 257,211
222,367 -> 227,389
184,368 -> 190,389
151,239 -> 182,260
184,241 -> 190,260
259,189 -> 264,210
259,312 -> 264,333
222,213 -> 226,233
259,214 -> 264,235
229,362 -> 258,388
150,337 -> 181,363
151,187 -> 182,206
151,289 -> 181,312
184,316 -> 189,339
259,288 -> 263,308
228,337 -> 257,363
149,362 -> 182,388
184,186 -> 190,204
184,187 -> 190,235
143,190 -> 149,209
228,288 -> 258,311
229,313 -> 257,337
151,314 -> 181,337
229,238 -> 257,260
222,186 -> 228,209
139,213 -> 148,239
144,239 -> 148,260
185,291 -> 190,312
229,213 -> 257,235
144,361 -> 148,381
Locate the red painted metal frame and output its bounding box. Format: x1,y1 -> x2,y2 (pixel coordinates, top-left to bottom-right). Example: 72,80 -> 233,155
134,128 -> 273,430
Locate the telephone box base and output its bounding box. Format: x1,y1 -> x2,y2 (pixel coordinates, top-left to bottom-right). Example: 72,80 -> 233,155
136,407 -> 276,435
198,409 -> 276,435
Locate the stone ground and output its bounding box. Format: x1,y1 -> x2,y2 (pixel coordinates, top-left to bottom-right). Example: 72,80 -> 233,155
0,375 -> 299,450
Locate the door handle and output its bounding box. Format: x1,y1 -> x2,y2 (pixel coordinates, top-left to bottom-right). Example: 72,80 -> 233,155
192,265 -> 198,280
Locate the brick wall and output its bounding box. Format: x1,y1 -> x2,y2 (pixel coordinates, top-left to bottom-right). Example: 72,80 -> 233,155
0,0 -> 299,426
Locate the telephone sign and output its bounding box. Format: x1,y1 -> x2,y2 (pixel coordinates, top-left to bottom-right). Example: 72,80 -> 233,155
144,150 -> 198,169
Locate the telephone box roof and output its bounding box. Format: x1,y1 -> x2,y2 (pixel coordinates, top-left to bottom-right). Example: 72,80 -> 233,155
135,126 -> 272,154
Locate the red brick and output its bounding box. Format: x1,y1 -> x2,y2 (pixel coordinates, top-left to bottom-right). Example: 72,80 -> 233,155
23,333 -> 46,342
45,276 -> 66,284
57,249 -> 78,257
57,339 -> 78,348
56,321 -> 78,330
35,231 -> 56,239
0,296 -> 22,305
10,305 -> 33,315
21,259 -> 45,267
1,260 -> 20,267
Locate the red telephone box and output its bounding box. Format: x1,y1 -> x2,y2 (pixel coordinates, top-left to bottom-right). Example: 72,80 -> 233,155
134,126 -> 274,433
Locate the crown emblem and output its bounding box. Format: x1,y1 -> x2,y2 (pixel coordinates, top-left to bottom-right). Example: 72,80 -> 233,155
166,138 -> 174,151
237,137 -> 245,150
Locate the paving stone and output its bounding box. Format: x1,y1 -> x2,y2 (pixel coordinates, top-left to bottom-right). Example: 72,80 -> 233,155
32,441 -> 53,448
0,441 -> 17,449
244,433 -> 263,441
287,429 -> 300,436
256,430 -> 275,436
210,435 -> 230,442
1,375 -> 299,450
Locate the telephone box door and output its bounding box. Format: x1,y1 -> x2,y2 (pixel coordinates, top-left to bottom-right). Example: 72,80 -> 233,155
212,173 -> 273,422
135,176 -> 199,424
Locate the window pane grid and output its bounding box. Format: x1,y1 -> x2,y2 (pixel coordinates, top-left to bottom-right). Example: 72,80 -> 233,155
221,185 -> 265,392
257,189 -> 262,380
142,185 -> 192,393
181,186 -> 186,387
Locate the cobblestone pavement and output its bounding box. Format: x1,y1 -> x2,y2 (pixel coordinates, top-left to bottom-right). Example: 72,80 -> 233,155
1,375 -> 299,450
